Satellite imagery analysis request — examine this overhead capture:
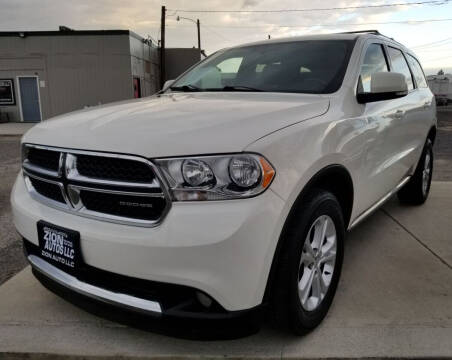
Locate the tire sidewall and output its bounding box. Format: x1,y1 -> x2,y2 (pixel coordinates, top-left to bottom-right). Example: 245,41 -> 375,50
286,191 -> 345,333
421,139 -> 434,200
397,138 -> 434,205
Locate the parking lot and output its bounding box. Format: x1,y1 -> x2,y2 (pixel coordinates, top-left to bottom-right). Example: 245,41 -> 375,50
0,136 -> 25,285
0,109 -> 451,358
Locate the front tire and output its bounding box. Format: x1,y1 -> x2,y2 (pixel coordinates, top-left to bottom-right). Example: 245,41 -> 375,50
397,139 -> 433,205
271,190 -> 345,335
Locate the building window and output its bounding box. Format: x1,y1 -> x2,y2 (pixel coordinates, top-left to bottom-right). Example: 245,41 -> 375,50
0,79 -> 15,106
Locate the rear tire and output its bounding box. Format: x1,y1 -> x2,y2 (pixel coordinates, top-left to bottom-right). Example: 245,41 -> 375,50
397,139 -> 433,205
270,189 -> 345,335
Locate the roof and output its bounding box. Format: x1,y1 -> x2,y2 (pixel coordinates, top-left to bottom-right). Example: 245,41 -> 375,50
0,29 -> 147,42
236,33 -> 359,48
234,30 -> 405,49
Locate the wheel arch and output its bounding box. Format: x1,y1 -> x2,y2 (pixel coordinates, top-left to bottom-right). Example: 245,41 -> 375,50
427,125 -> 436,145
263,164 -> 354,303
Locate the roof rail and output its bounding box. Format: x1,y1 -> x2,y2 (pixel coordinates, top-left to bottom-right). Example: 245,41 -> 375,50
339,29 -> 401,44
340,30 -> 381,35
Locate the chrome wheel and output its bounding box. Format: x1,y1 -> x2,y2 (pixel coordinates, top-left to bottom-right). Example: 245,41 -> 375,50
298,215 -> 337,311
422,151 -> 432,196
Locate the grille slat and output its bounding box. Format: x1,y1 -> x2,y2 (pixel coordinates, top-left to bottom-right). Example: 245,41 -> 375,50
80,191 -> 166,221
23,145 -> 170,226
29,177 -> 65,204
27,147 -> 60,172
76,155 -> 155,183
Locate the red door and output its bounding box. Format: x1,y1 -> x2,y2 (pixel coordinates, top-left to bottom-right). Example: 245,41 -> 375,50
133,78 -> 141,98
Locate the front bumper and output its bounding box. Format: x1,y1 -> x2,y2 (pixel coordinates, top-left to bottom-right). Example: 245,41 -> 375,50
28,254 -> 162,313
12,173 -> 286,313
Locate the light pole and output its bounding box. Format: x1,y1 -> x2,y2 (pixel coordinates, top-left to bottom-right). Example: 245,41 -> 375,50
176,15 -> 201,52
160,5 -> 166,88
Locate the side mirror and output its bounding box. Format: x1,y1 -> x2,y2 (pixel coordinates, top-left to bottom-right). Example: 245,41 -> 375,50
163,79 -> 175,90
357,72 -> 408,104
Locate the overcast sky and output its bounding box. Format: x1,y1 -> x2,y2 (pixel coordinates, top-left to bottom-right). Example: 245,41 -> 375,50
1,0 -> 451,74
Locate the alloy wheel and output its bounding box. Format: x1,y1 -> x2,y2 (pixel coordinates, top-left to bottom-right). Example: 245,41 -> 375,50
422,151 -> 432,196
298,215 -> 337,311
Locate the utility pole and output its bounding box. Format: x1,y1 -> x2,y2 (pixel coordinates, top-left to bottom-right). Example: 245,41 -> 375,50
160,5 -> 166,89
197,19 -> 201,53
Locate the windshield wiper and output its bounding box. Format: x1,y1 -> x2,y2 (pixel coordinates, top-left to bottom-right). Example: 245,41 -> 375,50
221,85 -> 264,92
169,84 -> 264,92
169,84 -> 203,92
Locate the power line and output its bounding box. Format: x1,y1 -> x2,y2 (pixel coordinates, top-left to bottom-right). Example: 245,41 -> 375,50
168,0 -> 451,13
421,54 -> 452,62
414,44 -> 452,52
411,37 -> 452,49
165,17 -> 452,29
202,24 -> 233,42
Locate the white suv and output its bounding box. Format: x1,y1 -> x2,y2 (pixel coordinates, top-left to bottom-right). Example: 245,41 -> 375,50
12,31 -> 436,334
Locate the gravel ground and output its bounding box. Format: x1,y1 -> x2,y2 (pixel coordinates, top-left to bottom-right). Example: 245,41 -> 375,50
0,109 -> 451,285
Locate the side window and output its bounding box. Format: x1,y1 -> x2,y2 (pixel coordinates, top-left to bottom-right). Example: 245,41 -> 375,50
216,57 -> 243,75
216,57 -> 243,87
387,47 -> 414,91
407,55 -> 428,88
359,44 -> 389,93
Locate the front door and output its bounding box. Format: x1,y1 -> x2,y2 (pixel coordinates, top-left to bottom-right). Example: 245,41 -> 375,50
354,42 -> 402,212
19,77 -> 41,122
133,78 -> 141,98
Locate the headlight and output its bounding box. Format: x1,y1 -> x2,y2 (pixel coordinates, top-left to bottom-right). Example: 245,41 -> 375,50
155,153 -> 275,201
229,156 -> 261,188
182,159 -> 214,187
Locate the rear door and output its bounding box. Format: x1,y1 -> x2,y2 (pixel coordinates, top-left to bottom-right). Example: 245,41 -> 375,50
355,42 -> 407,210
405,53 -> 435,151
386,47 -> 430,177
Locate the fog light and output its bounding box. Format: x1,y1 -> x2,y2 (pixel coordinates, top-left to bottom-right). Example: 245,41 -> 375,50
196,291 -> 213,308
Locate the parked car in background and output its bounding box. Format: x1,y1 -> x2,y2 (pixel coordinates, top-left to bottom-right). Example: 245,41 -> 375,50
12,30 -> 436,334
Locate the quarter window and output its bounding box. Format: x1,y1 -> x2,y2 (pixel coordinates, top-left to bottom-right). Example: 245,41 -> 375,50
407,55 -> 428,88
387,47 -> 414,91
359,44 -> 389,93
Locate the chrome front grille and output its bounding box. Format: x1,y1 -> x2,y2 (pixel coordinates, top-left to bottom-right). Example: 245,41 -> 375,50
22,144 -> 171,227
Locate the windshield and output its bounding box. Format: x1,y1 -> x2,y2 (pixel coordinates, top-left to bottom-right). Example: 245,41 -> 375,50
170,40 -> 355,94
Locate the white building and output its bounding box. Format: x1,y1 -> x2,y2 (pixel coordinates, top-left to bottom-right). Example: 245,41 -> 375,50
427,73 -> 452,105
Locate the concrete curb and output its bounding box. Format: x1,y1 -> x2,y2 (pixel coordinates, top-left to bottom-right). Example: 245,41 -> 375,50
1,355 -> 452,360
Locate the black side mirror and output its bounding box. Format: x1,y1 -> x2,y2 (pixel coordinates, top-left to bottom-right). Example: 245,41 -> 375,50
357,90 -> 408,104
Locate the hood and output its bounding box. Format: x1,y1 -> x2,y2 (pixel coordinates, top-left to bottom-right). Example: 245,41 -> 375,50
23,92 -> 329,158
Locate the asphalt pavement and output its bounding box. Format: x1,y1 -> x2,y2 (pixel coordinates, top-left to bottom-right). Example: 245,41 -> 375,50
0,136 -> 26,285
